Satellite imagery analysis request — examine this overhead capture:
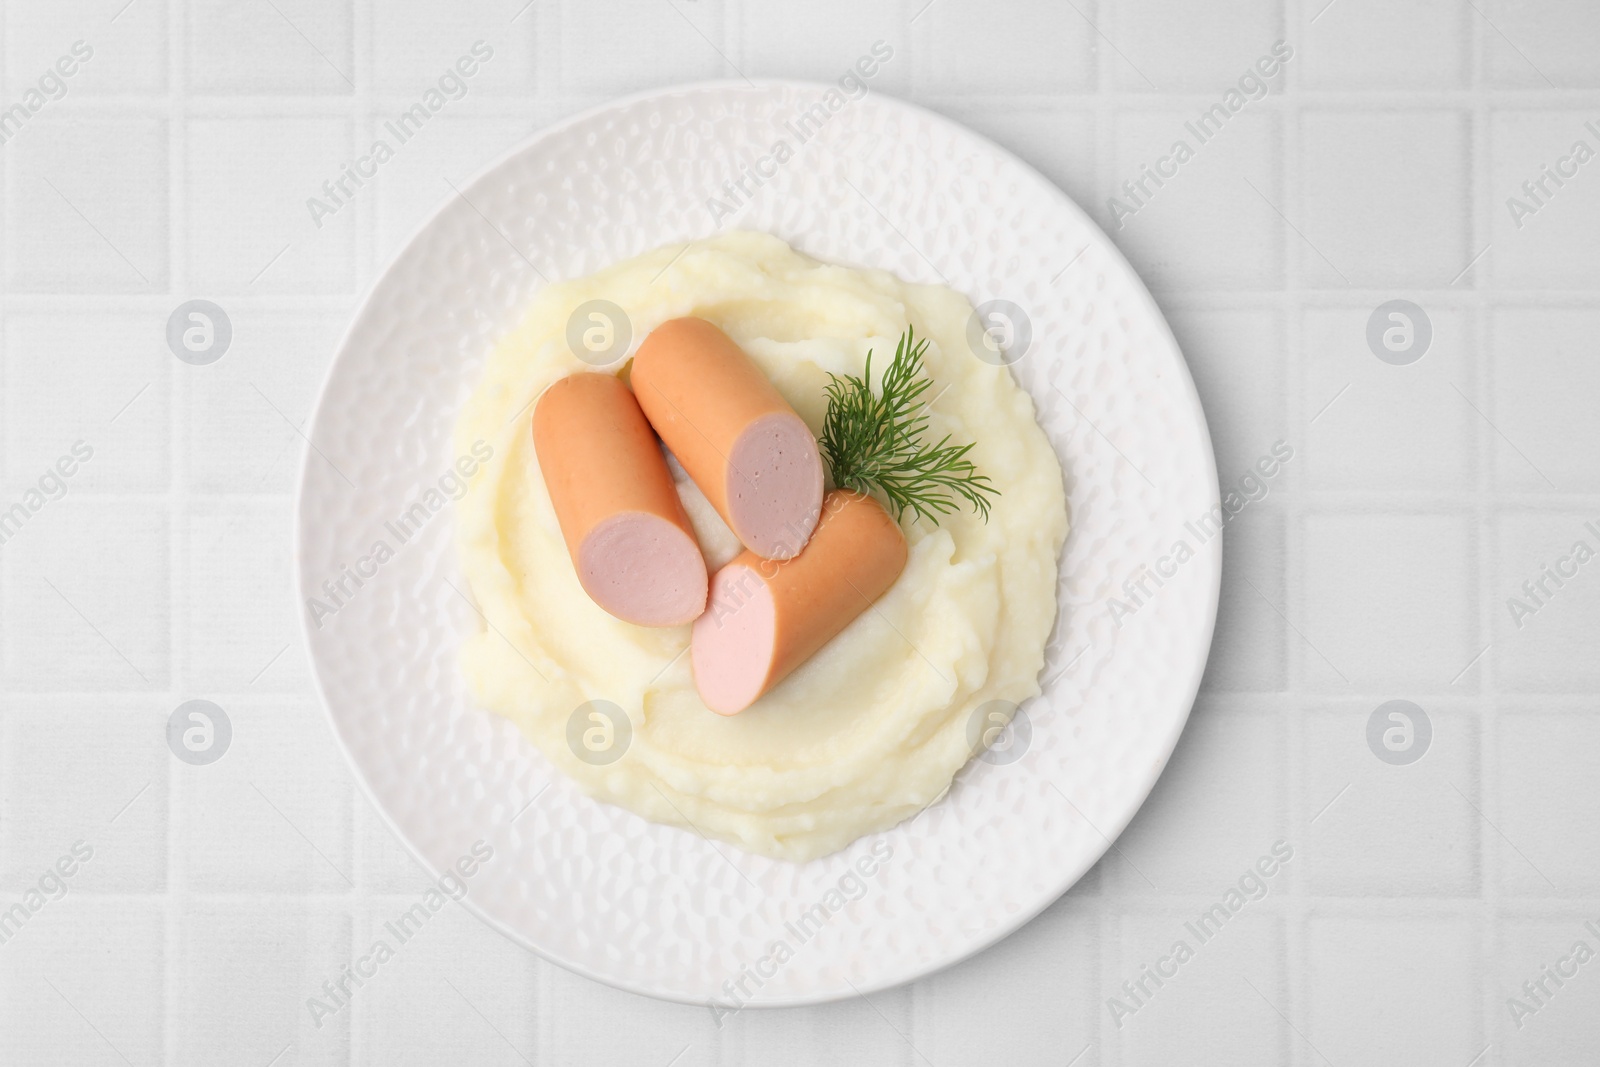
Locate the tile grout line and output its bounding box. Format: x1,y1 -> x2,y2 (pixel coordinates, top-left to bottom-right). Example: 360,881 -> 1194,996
1282,6 -> 1310,1063
1467,6 -> 1499,1056
166,1 -> 186,1064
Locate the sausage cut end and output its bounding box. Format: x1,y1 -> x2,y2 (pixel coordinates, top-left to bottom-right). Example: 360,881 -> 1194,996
726,412 -> 824,560
690,563 -> 777,715
578,511 -> 709,628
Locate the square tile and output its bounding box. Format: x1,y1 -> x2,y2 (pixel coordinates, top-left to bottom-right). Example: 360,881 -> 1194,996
5,115 -> 167,291
371,5 -> 537,94
175,700 -> 352,893
1111,0 -> 1284,92
1495,709 -> 1600,895
185,116 -> 354,293
1489,111 -> 1600,288
183,309 -> 344,495
1114,701 -> 1286,892
736,3 -> 909,96
354,903 -> 540,1067
1488,308 -> 1600,492
917,0 -> 1095,94
1111,911 -> 1286,1065
1,499 -> 169,690
1301,304 -> 1476,491
1300,0 -> 1468,88
1484,0 -> 1600,88
5,312 -> 170,492
0,898 -> 164,1065
373,114 -> 544,264
172,899 -> 351,1067
185,501 -> 308,693
914,895 -> 1099,1065
0,701 -> 168,894
1305,914 -> 1478,1064
1202,506 -> 1288,692
1299,111 -> 1469,287
188,0 -> 354,94
1300,511 -> 1476,689
6,3 -> 165,94
1495,914 -> 1600,1063
1301,704 -> 1479,896
1169,307 -> 1288,484
1493,513 -> 1600,691
1111,110 -> 1285,290
555,0 -> 729,96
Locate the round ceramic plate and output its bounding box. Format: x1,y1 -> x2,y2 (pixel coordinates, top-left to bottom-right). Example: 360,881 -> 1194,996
295,80 -> 1220,1006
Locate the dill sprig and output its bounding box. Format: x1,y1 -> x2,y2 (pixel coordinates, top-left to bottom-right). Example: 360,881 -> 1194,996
820,327 -> 999,525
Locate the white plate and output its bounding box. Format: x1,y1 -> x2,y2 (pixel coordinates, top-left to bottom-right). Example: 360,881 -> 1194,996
294,80 -> 1220,1006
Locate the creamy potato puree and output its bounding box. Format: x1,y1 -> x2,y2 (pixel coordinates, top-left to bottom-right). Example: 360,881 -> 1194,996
455,231 -> 1067,862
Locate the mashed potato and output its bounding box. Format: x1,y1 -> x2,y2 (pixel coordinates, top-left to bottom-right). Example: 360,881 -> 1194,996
454,231 -> 1067,862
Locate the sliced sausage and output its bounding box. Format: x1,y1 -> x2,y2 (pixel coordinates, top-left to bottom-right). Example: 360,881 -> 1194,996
691,490 -> 908,714
532,372 -> 708,627
631,317 -> 824,560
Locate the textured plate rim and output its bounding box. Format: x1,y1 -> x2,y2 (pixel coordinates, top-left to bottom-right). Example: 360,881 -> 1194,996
292,78 -> 1222,1007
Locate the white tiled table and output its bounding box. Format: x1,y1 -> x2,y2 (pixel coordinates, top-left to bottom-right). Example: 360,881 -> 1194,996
2,1 -> 1598,1064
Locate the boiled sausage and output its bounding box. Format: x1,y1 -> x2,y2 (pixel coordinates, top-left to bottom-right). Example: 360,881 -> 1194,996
532,372 -> 708,627
691,490 -> 907,714
631,317 -> 824,560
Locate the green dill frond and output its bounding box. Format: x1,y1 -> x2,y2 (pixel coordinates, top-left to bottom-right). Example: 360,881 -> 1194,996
819,326 -> 999,525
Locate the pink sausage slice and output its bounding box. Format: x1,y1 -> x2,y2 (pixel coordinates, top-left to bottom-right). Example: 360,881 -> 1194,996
631,317 -> 824,560
532,372 -> 708,627
691,490 -> 908,714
